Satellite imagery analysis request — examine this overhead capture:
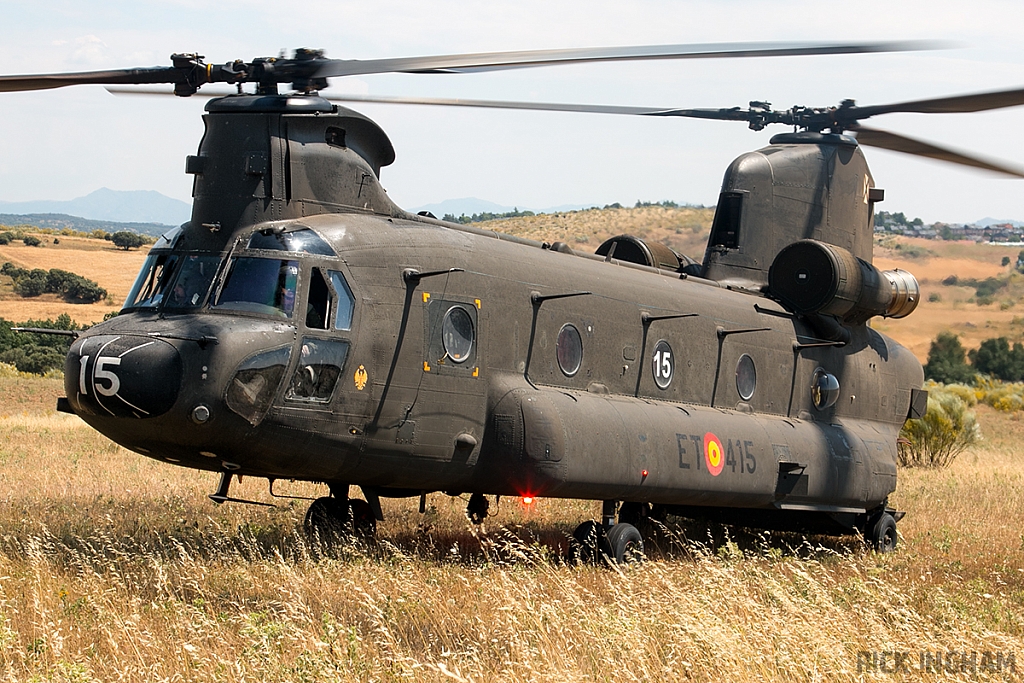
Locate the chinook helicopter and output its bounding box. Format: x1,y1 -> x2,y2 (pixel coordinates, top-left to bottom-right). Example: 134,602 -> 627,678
3,41 -> 1022,562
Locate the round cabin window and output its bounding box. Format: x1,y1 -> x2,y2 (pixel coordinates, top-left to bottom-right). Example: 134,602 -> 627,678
735,353 -> 756,401
652,340 -> 674,389
556,324 -> 583,377
442,306 -> 474,363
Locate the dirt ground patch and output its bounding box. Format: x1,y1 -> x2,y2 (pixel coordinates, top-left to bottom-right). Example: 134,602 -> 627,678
0,235 -> 148,324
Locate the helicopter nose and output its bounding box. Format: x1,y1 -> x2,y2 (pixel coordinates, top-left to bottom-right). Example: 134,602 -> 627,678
65,335 -> 183,419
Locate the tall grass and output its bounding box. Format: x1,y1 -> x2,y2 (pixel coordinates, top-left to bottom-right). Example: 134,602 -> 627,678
1,377 -> 1023,681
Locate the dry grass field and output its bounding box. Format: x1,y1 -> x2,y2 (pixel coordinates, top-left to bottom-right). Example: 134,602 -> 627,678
474,205 -> 715,262
0,234 -> 148,324
0,376 -> 1022,682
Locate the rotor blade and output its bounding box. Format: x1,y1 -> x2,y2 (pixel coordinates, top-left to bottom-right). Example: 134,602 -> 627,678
314,40 -> 947,78
849,86 -> 1024,120
3,40 -> 945,94
106,86 -> 761,123
0,67 -> 181,93
318,92 -> 754,121
851,125 -> 1024,178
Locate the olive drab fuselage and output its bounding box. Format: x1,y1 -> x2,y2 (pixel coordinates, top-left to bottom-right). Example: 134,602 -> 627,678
62,94 -> 925,536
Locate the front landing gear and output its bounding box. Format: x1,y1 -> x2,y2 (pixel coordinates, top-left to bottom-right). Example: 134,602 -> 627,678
304,497 -> 350,547
303,489 -> 377,549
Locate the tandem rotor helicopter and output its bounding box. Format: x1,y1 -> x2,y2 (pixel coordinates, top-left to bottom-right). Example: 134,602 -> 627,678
4,40 -> 1023,562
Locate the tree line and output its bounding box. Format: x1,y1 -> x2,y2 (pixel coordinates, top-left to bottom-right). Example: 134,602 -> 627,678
1,263 -> 107,303
0,314 -> 80,374
924,331 -> 1024,383
0,227 -> 152,249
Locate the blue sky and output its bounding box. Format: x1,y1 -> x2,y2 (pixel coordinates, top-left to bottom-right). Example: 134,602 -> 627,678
2,0 -> 1024,223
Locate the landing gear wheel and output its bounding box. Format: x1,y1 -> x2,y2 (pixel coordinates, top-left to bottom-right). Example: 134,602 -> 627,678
866,512 -> 898,553
606,522 -> 644,564
466,493 -> 489,524
304,496 -> 350,549
568,520 -> 612,565
349,498 -> 377,540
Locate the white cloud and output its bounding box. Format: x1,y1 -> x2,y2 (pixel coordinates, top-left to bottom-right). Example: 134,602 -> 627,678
69,35 -> 111,65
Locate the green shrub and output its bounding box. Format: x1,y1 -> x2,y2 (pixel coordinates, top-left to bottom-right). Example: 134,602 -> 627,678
13,271 -> 47,297
110,231 -> 148,250
973,376 -> 1024,412
0,346 -> 65,375
899,388 -> 981,468
0,262 -> 26,279
969,337 -> 1024,381
0,314 -> 80,375
1,262 -> 106,303
939,382 -> 977,406
923,332 -> 976,384
22,235 -> 41,247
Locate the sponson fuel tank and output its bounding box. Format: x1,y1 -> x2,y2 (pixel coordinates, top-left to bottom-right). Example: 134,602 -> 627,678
701,132 -> 883,290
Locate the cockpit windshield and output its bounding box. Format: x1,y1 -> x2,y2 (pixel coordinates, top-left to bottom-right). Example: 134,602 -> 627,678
122,225 -> 338,320
164,255 -> 221,309
123,252 -> 179,309
122,252 -> 220,311
210,257 -> 299,318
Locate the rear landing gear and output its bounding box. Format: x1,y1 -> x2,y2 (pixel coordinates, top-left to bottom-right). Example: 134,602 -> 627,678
569,520 -> 611,565
606,522 -> 643,563
569,500 -> 646,566
865,511 -> 898,552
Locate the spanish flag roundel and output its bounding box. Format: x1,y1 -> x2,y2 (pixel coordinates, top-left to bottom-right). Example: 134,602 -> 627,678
704,432 -> 724,476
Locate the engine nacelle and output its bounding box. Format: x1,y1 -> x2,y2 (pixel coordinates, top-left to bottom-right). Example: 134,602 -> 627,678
768,239 -> 919,324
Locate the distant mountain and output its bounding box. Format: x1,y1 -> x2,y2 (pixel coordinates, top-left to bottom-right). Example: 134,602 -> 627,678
976,217 -> 1024,228
410,197 -> 601,218
0,213 -> 173,237
0,188 -> 190,226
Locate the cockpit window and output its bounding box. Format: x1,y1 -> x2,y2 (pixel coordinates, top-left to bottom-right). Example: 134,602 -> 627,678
123,252 -> 179,309
329,270 -> 355,330
164,255 -> 221,310
123,251 -> 223,311
305,269 -> 330,329
212,257 -> 299,318
247,227 -> 336,256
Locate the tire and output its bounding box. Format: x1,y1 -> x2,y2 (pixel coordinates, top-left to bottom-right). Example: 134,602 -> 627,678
569,520 -> 612,565
867,512 -> 898,553
349,498 -> 377,539
303,496 -> 350,549
606,522 -> 644,564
